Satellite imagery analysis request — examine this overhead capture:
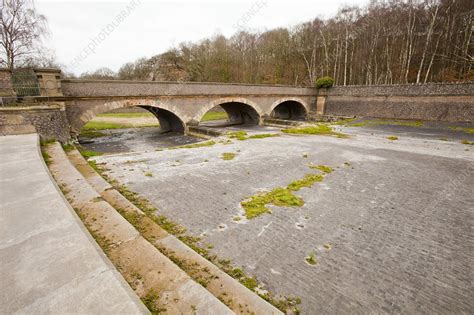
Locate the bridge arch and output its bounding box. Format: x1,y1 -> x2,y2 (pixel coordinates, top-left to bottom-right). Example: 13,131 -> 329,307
76,99 -> 188,133
269,97 -> 309,120
196,97 -> 263,126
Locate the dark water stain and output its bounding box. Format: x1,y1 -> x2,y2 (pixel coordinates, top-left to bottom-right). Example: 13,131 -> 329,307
78,127 -> 201,154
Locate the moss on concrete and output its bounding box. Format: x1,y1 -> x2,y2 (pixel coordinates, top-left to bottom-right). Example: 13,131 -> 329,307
221,152 -> 236,160
241,188 -> 304,219
287,174 -> 324,191
308,164 -> 333,173
305,253 -> 317,265
282,124 -> 347,137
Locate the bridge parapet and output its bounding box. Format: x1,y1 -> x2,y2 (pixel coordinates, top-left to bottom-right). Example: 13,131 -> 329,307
60,79 -> 316,98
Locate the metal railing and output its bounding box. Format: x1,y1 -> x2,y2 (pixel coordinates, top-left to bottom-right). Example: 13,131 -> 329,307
11,70 -> 40,97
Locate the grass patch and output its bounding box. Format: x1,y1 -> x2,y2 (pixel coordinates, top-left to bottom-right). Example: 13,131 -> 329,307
227,131 -> 279,141
41,150 -> 51,165
241,171 -> 332,219
287,174 -> 324,191
62,143 -> 75,152
221,152 -> 236,160
308,164 -> 333,173
97,112 -> 155,118
79,149 -> 103,158
376,120 -> 423,127
169,140 -> 216,150
348,119 -> 423,128
330,117 -> 357,125
227,131 -> 248,140
248,133 -> 279,139
240,277 -> 258,291
142,288 -> 166,314
201,111 -> 229,122
241,188 -> 304,219
305,253 -> 317,265
282,124 -> 347,137
80,129 -> 106,138
461,139 -> 473,145
39,139 -> 55,165
387,136 -> 399,140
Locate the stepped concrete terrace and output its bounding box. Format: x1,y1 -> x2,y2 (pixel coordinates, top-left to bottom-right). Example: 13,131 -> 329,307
0,133 -> 149,314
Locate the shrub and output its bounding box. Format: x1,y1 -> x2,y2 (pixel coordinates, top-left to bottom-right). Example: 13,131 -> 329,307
315,76 -> 334,88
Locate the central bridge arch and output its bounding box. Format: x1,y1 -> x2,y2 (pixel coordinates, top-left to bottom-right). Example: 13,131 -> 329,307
195,97 -> 263,126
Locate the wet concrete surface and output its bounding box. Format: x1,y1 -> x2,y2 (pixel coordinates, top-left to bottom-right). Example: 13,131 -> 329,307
339,118 -> 474,142
79,127 -> 201,154
91,121 -> 474,314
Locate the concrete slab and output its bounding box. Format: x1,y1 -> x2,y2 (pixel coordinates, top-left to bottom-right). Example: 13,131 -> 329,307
93,125 -> 474,314
0,134 -> 149,314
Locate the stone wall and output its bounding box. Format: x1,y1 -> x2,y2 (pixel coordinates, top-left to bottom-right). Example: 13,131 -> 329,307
321,83 -> 474,122
61,79 -> 316,97
0,69 -> 14,97
0,104 -> 70,142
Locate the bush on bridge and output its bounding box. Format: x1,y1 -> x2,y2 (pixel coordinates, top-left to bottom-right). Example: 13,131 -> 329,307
315,76 -> 334,88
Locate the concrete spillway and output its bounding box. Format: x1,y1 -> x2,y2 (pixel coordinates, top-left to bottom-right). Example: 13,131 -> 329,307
0,134 -> 148,314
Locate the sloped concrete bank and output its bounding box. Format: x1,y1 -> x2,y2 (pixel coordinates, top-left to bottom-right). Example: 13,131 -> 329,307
45,143 -> 232,314
0,134 -> 148,314
66,148 -> 283,315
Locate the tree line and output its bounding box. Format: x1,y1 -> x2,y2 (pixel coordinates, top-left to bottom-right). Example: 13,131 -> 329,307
2,0 -> 473,86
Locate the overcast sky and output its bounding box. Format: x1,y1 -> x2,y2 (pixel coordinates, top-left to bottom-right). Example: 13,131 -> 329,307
36,0 -> 368,75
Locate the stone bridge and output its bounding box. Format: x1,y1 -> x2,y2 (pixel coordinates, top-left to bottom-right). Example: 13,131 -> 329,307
1,68 -> 473,142
60,79 -> 317,134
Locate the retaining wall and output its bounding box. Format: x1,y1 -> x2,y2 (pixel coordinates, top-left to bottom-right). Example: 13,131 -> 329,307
321,83 -> 474,122
0,104 -> 70,142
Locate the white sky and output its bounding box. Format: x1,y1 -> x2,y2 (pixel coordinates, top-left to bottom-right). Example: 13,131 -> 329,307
36,0 -> 368,75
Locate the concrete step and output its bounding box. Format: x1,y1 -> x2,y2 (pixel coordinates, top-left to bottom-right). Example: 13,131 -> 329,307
66,148 -> 283,315
0,124 -> 36,136
0,134 -> 148,315
46,143 -> 233,314
187,125 -> 224,138
263,118 -> 304,127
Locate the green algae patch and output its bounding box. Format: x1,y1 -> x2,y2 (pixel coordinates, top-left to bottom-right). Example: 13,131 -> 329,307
461,139 -> 473,145
227,131 -> 279,141
348,119 -> 423,128
221,152 -> 236,160
287,174 -> 324,191
305,253 -> 317,265
449,126 -> 474,134
308,164 -> 333,173
201,111 -> 229,122
282,124 -> 347,137
248,133 -> 279,139
387,136 -> 399,141
242,188 -> 303,219
62,144 -> 75,152
79,148 -> 103,158
227,131 -> 248,140
240,277 -> 258,290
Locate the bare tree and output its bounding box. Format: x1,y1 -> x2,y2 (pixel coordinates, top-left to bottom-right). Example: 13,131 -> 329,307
0,0 -> 47,70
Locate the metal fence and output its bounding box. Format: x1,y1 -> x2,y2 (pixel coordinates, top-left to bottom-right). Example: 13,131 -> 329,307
11,70 -> 40,96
